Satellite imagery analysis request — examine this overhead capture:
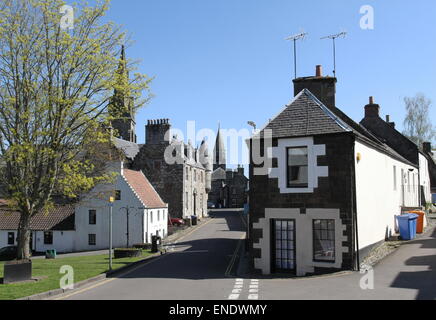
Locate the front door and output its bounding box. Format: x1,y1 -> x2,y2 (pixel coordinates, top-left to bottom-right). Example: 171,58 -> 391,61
271,219 -> 296,274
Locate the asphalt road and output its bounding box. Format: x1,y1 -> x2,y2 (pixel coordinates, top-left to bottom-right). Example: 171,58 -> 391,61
57,210 -> 249,300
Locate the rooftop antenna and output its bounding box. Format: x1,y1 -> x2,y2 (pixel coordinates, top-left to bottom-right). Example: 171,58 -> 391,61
321,31 -> 347,78
285,31 -> 308,79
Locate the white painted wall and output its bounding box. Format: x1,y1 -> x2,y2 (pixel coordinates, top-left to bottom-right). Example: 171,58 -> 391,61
33,231 -> 75,253
144,208 -> 168,243
75,162 -> 168,251
354,141 -> 419,251
0,230 -> 75,253
0,230 -> 16,249
419,153 -> 432,205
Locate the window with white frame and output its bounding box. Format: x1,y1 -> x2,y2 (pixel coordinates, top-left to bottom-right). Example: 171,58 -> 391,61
268,137 -> 328,194
313,219 -> 335,262
287,147 -> 308,188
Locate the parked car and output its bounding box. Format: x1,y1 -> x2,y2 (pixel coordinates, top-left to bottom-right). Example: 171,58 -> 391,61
0,246 -> 17,261
207,202 -> 215,209
168,218 -> 185,226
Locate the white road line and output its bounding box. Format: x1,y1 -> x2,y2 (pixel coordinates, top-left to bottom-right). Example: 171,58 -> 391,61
248,294 -> 259,300
228,294 -> 240,300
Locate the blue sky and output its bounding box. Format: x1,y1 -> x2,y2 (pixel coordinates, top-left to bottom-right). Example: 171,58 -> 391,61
103,0 -> 436,167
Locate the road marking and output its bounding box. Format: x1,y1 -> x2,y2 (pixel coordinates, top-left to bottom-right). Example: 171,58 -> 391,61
227,278 -> 261,300
247,279 -> 259,300
228,278 -> 243,300
224,233 -> 246,277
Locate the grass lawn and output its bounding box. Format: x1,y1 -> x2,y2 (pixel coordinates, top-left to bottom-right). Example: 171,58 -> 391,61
0,250 -> 153,300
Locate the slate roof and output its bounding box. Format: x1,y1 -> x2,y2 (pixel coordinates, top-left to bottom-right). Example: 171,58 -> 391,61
254,89 -> 416,166
0,203 -> 75,231
113,137 -> 140,160
212,167 -> 227,180
123,169 -> 167,209
260,89 -> 350,139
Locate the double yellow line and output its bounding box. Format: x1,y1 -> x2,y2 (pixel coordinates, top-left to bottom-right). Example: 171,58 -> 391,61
225,234 -> 245,277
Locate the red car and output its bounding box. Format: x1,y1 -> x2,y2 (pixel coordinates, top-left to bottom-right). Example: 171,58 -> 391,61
168,218 -> 185,226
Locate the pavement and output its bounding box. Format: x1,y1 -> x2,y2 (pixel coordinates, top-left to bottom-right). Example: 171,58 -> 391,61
256,224 -> 436,300
50,210 -> 436,300
31,249 -> 110,260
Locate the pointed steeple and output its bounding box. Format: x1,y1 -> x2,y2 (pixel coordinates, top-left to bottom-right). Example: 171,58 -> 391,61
213,123 -> 226,171
109,46 -> 136,143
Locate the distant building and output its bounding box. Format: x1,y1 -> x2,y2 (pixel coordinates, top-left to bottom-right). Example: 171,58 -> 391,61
209,126 -> 248,208
132,119 -> 212,219
0,162 -> 168,252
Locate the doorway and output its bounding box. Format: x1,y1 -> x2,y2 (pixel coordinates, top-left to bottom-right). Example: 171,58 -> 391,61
271,219 -> 296,274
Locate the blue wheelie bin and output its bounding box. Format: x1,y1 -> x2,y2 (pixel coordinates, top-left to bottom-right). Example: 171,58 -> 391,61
396,213 -> 419,240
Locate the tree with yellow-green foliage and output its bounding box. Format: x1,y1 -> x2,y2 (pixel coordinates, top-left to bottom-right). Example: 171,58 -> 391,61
0,0 -> 152,259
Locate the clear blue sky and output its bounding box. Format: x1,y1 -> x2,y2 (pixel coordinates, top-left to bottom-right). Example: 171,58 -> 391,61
103,0 -> 435,166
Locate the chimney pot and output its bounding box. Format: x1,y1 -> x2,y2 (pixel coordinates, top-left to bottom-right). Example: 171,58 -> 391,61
316,65 -> 322,77
364,97 -> 380,118
423,142 -> 432,153
386,115 -> 390,123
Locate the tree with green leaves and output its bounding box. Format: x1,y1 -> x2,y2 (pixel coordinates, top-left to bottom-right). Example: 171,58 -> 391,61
403,93 -> 435,148
0,0 -> 152,259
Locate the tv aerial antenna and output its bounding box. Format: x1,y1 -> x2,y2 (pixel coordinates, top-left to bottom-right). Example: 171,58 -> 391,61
321,31 -> 347,78
285,31 -> 308,79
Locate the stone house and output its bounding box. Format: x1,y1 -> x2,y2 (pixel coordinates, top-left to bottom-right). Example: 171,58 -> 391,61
209,127 -> 248,208
247,65 -> 429,276
131,119 -> 212,219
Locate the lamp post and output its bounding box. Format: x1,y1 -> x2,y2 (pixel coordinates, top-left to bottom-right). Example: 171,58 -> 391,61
109,196 -> 114,271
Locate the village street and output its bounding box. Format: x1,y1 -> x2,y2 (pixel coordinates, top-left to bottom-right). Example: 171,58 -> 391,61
56,210 -> 248,300
52,210 -> 436,300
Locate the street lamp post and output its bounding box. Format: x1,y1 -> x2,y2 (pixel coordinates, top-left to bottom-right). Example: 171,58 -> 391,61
109,196 -> 114,271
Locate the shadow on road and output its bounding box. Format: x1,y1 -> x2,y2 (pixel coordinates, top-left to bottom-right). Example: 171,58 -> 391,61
389,228 -> 436,300
108,210 -> 246,281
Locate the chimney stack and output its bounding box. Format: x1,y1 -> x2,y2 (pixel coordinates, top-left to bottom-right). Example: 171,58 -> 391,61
316,65 -> 322,77
423,142 -> 432,154
293,65 -> 337,109
364,96 -> 380,118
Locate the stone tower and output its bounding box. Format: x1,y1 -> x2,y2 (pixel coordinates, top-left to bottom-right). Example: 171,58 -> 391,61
109,46 -> 136,143
213,125 -> 226,171
199,139 -> 212,193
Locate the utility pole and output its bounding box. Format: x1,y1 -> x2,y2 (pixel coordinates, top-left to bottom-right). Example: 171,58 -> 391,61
120,206 -> 134,247
285,31 -> 308,79
321,31 -> 347,78
109,196 -> 114,271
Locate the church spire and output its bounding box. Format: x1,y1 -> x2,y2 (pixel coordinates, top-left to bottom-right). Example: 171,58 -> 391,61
213,123 -> 226,171
109,46 -> 136,143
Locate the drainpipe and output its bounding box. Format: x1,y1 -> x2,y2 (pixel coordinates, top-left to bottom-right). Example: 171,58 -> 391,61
351,136 -> 360,271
